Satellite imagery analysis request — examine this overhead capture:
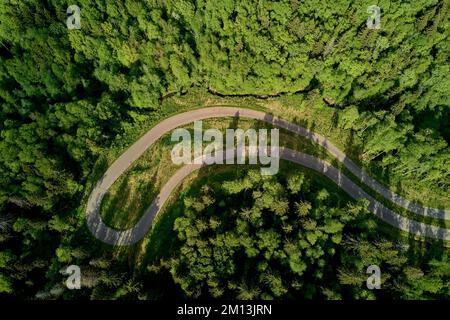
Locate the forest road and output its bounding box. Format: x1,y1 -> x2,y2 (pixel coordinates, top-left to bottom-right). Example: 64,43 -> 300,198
86,107 -> 450,245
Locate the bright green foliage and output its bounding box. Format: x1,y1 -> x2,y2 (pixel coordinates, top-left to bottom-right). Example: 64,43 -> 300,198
0,0 -> 448,299
150,168 -> 449,299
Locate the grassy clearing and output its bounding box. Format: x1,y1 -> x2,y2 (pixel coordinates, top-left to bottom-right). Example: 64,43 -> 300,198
99,134 -> 177,229
99,117 -> 310,229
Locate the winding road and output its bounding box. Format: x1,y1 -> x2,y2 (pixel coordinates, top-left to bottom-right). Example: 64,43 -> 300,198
86,107 -> 450,245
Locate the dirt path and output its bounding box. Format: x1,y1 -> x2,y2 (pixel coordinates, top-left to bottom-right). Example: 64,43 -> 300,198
86,107 -> 450,245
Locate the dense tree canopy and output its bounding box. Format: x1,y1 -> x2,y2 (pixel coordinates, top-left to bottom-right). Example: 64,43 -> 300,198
151,169 -> 449,299
0,0 -> 448,299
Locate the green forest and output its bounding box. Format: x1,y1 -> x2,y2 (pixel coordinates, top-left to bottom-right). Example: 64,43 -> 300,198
0,0 -> 449,299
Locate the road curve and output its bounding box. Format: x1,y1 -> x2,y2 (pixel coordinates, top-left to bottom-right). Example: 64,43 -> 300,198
86,107 -> 450,245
